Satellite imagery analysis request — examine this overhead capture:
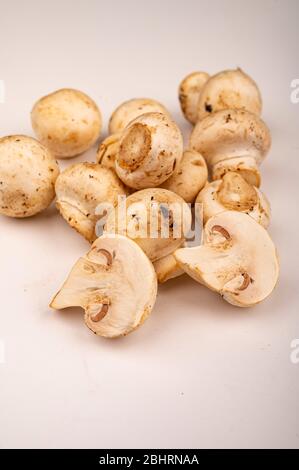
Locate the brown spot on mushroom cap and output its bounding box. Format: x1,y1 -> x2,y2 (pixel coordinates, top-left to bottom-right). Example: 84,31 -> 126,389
118,123 -> 151,171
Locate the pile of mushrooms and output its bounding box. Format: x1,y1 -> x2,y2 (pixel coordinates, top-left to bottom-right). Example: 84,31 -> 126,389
0,69 -> 280,339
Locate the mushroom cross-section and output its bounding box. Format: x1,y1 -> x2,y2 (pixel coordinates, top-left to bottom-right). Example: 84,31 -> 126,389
50,234 -> 158,338
174,211 -> 279,307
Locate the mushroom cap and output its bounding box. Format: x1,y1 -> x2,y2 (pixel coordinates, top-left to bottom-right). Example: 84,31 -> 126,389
96,132 -> 121,171
196,172 -> 271,228
31,88 -> 102,158
115,112 -> 183,189
108,98 -> 170,135
160,149 -> 208,203
153,251 -> 184,283
0,135 -> 59,218
174,211 -> 279,307
105,188 -> 192,261
197,68 -> 262,120
55,163 -> 127,242
178,71 -> 210,124
50,234 -> 157,338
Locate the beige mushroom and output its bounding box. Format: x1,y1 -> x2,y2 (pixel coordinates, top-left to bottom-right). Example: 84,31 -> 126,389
174,211 -> 279,307
115,112 -> 183,189
55,163 -> 127,242
31,88 -> 102,158
160,149 -> 208,203
109,98 -> 170,135
197,68 -> 262,121
196,172 -> 271,227
50,234 -> 157,338
0,135 -> 59,218
153,251 -> 184,283
96,132 -> 121,171
105,188 -> 192,261
190,109 -> 271,187
178,72 -> 210,124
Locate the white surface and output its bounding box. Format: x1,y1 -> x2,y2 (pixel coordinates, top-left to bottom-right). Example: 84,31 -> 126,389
0,0 -> 299,449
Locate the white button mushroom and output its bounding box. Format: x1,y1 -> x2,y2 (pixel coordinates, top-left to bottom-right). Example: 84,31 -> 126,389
190,109 -> 271,187
178,72 -> 210,124
159,149 -> 208,203
50,234 -> 158,338
0,135 -> 59,218
174,211 -> 279,307
153,251 -> 184,283
55,163 -> 127,242
115,112 -> 183,189
31,88 -> 102,158
196,172 -> 271,228
105,188 -> 192,261
108,98 -> 170,135
96,132 -> 121,172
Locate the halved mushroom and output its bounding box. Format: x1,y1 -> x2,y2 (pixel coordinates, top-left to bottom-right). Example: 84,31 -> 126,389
108,98 -> 170,135
115,112 -> 183,189
178,72 -> 210,124
174,211 -> 279,307
159,149 -> 208,203
105,188 -> 192,261
190,109 -> 271,187
55,163 -> 127,242
50,234 -> 158,338
196,172 -> 271,227
153,251 -> 184,283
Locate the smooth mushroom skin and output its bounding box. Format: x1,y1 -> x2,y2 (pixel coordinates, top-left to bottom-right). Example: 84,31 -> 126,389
50,234 -> 158,338
178,72 -> 210,124
153,251 -> 184,283
174,211 -> 279,307
115,112 -> 183,189
105,188 -> 192,261
190,109 -> 271,187
0,135 -> 59,218
196,172 -> 271,228
55,163 -> 127,243
159,150 -> 208,203
31,88 -> 102,158
197,68 -> 262,121
108,98 -> 170,135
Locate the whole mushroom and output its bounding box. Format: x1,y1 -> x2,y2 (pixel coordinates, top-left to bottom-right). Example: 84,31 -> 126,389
153,250 -> 184,283
174,211 -> 279,307
196,172 -> 271,228
178,72 -> 210,124
55,163 -> 127,242
190,109 -> 271,187
31,88 -> 102,158
50,234 -> 158,338
0,135 -> 59,218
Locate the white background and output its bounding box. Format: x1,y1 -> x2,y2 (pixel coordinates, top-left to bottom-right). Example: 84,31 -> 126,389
0,0 -> 298,449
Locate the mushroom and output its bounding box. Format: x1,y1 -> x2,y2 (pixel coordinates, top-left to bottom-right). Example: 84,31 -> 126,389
174,211 -> 279,307
115,112 -> 183,189
105,188 -> 192,261
196,172 -> 271,227
159,149 -> 208,203
31,88 -> 102,158
190,109 -> 271,187
108,98 -> 170,134
96,132 -> 121,171
55,163 -> 127,242
178,72 -> 210,124
50,234 -> 158,338
0,135 -> 59,218
153,251 -> 184,283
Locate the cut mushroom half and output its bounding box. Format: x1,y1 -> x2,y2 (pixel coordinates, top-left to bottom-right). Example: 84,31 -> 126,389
174,211 -> 279,307
196,172 -> 271,227
50,234 -> 158,338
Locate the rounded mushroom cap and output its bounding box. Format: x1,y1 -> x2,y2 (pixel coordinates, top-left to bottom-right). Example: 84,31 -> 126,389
96,132 -> 121,171
197,68 -> 262,120
0,135 -> 59,218
50,234 -> 157,338
105,188 -> 192,261
160,149 -> 208,203
31,88 -> 102,158
108,98 -> 170,135
178,71 -> 210,124
55,163 -> 127,242
115,112 -> 183,189
175,211 -> 279,307
196,172 -> 271,227
190,109 -> 271,183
